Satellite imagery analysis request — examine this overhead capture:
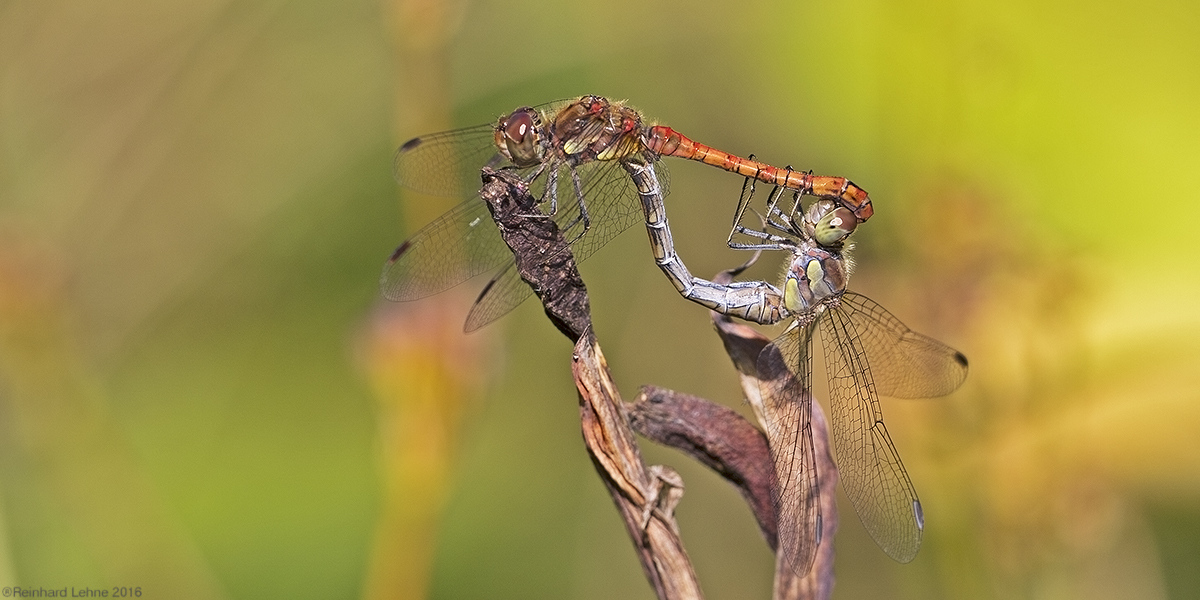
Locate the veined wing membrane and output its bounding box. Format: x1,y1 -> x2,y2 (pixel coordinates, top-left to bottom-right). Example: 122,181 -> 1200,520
381,196 -> 510,301
383,144 -> 659,305
393,123 -> 503,197
549,158 -> 670,261
756,321 -> 821,576
840,292 -> 969,399
819,305 -> 923,563
462,157 -> 668,331
392,98 -> 582,198
464,263 -> 528,332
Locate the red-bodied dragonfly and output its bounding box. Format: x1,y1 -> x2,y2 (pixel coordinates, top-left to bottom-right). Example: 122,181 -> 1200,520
381,95 -> 873,330
621,157 -> 968,574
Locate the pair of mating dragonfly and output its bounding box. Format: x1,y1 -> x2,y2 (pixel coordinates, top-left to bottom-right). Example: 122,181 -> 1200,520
382,96 -> 968,575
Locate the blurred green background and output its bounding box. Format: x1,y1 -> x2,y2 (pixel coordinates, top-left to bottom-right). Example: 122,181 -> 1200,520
1,0 -> 1198,598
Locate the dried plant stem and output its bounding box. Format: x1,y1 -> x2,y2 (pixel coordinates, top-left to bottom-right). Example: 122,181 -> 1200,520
479,166 -> 837,600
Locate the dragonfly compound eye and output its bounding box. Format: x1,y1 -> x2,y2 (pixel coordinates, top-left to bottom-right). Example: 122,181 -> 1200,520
501,109 -> 541,167
814,207 -> 857,247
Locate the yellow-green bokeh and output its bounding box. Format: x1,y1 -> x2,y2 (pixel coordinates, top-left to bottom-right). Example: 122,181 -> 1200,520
1,0 -> 1197,599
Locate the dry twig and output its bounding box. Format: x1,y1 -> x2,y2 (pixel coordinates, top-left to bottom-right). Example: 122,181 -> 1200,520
480,167 -> 701,599
479,166 -> 838,600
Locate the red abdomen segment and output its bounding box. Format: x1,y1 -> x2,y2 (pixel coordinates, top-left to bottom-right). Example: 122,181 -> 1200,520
644,125 -> 874,222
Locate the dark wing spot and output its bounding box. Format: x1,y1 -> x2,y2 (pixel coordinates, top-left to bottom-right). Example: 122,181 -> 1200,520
388,240 -> 411,263
399,137 -> 423,153
954,352 -> 969,367
474,278 -> 496,303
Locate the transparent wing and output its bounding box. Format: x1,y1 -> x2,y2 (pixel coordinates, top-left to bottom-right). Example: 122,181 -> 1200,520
393,98 -> 582,197
393,122 -> 503,197
840,292 -> 969,398
819,304 -> 923,563
756,321 -> 822,576
458,155 -> 670,330
463,263 -> 532,333
386,96 -> 674,325
549,156 -> 670,263
380,195 -> 509,301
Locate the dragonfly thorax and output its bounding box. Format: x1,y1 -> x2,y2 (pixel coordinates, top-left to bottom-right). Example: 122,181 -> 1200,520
783,243 -> 849,315
548,96 -> 645,163
782,201 -> 855,315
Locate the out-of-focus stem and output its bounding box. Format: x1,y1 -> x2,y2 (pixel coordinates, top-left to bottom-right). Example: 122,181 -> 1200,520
0,247 -> 226,598
363,1 -> 478,599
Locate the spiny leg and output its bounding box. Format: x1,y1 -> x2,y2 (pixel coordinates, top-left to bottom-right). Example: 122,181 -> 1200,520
551,164 -> 593,246
570,165 -> 591,243
731,171 -> 790,248
732,206 -> 798,249
543,164 -> 559,215
766,187 -> 805,235
728,156 -> 762,247
732,179 -> 800,245
763,166 -> 796,228
728,227 -> 799,251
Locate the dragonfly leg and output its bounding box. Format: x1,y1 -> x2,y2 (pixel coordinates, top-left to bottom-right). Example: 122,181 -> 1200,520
571,165 -> 592,234
622,158 -> 786,326
546,166 -> 559,215
766,188 -> 803,234
730,169 -> 791,248
730,173 -> 809,248
729,241 -> 798,251
549,165 -> 593,247
727,168 -> 758,247
764,167 -> 794,224
729,228 -> 798,251
729,184 -> 802,250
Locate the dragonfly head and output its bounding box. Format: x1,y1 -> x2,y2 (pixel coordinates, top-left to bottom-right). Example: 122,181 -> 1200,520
813,206 -> 857,248
495,107 -> 545,168
801,201 -> 858,249
783,244 -> 850,314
